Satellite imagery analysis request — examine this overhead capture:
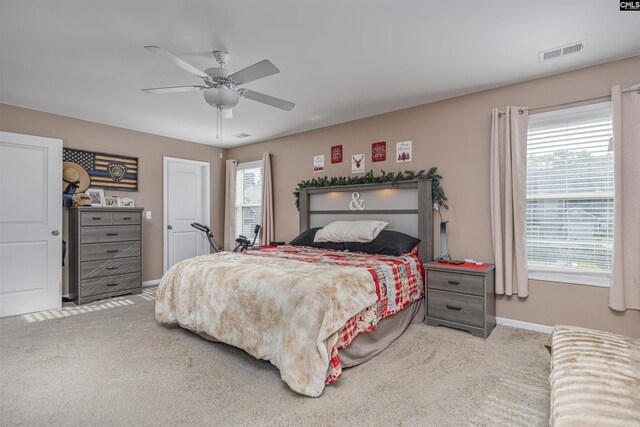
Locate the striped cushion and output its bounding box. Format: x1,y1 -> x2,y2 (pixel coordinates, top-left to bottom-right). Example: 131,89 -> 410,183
550,325 -> 640,426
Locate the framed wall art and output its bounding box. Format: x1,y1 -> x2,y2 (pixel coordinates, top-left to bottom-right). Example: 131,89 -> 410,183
396,141 -> 412,163
63,148 -> 138,191
372,141 -> 386,162
351,154 -> 365,173
331,145 -> 343,164
313,154 -> 325,173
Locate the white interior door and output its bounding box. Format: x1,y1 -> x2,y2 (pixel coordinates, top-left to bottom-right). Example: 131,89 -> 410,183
0,131 -> 62,317
164,157 -> 210,271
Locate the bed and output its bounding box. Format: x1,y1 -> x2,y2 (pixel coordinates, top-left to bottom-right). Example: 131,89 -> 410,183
156,180 -> 433,397
549,325 -> 640,426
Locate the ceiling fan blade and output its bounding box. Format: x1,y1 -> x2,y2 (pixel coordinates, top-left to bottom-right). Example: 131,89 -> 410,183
222,109 -> 233,119
229,60 -> 280,85
240,89 -> 294,111
144,46 -> 209,80
142,85 -> 206,94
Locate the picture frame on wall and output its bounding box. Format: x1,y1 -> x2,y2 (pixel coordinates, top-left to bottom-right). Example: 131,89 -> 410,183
118,197 -> 135,208
313,154 -> 325,173
86,188 -> 105,207
104,195 -> 120,207
351,154 -> 365,173
396,141 -> 412,163
331,145 -> 343,164
372,141 -> 386,162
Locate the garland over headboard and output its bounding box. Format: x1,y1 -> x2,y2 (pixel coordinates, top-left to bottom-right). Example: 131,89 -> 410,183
294,167 -> 447,210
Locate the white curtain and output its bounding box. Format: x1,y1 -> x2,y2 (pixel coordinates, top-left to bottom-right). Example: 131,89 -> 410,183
490,106 -> 529,296
610,84 -> 640,311
260,152 -> 275,245
224,159 -> 238,251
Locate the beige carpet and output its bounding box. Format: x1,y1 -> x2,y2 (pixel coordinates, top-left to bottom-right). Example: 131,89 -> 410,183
0,287 -> 550,426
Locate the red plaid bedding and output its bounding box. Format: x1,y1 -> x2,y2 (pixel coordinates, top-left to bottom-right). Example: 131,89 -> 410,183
245,245 -> 425,384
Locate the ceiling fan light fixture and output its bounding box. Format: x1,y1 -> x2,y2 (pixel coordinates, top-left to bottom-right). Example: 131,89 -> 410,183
203,87 -> 240,109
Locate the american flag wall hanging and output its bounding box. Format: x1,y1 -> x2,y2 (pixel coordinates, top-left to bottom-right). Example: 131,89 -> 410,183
63,148 -> 138,191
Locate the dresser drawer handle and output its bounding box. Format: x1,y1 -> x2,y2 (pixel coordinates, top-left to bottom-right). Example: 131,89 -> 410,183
447,280 -> 460,285
446,304 -> 462,311
106,233 -> 119,236
92,217 -> 102,220
122,217 -> 132,220
106,283 -> 119,287
106,266 -> 120,270
106,249 -> 119,253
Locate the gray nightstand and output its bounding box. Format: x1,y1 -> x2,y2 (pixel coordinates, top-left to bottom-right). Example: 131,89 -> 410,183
424,262 -> 496,338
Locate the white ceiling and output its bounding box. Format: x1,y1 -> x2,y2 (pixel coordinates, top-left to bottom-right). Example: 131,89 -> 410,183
1,1 -> 639,148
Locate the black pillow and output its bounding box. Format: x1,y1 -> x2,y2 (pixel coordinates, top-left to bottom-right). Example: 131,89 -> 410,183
343,230 -> 420,256
289,227 -> 346,251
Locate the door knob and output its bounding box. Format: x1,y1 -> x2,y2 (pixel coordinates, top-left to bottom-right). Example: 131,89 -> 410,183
167,225 -> 173,230
51,230 -> 60,236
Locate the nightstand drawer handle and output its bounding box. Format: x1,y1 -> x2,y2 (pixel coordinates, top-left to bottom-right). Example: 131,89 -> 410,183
447,280 -> 460,285
122,217 -> 132,220
106,233 -> 119,236
92,217 -> 102,220
106,266 -> 120,270
106,283 -> 119,287
446,304 -> 462,311
106,249 -> 119,253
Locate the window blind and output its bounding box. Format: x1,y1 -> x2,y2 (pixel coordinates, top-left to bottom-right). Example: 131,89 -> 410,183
526,102 -> 613,280
235,161 -> 262,244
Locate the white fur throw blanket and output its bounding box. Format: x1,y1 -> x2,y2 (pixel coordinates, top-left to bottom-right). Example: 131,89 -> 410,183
550,325 -> 640,426
155,252 -> 378,397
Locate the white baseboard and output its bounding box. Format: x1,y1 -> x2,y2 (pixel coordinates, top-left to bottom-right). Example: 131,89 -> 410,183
143,279 -> 161,287
496,317 -> 553,334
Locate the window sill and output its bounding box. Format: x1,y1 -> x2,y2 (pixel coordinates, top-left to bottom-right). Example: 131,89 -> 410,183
528,271 -> 610,288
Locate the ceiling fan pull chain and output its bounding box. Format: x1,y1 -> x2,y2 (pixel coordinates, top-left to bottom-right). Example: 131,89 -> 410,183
216,108 -> 220,140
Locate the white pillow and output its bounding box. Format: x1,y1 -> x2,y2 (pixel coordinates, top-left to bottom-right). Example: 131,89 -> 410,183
314,220 -> 388,243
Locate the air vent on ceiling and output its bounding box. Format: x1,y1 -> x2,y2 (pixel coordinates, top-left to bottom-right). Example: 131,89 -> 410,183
232,133 -> 252,139
539,40 -> 587,62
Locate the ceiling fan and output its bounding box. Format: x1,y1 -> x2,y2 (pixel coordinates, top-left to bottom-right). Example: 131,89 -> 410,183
141,46 -> 295,119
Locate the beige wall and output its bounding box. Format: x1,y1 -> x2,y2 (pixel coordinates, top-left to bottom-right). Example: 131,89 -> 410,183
229,56 -> 640,337
0,104 -> 227,293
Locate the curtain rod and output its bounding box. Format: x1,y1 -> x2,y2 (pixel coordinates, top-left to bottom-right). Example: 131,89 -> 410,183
497,87 -> 639,117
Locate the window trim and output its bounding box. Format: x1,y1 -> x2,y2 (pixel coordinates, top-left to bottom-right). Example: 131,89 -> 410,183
528,271 -> 610,288
525,101 -> 613,288
235,160 -> 263,243
237,159 -> 262,171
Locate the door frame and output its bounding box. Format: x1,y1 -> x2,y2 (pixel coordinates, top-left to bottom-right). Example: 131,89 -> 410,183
163,156 -> 211,273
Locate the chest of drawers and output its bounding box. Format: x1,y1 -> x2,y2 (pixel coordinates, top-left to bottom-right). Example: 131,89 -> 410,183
68,207 -> 144,304
424,262 -> 496,338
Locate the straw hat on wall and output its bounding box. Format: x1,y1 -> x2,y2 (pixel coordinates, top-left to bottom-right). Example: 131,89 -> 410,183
63,161 -> 90,193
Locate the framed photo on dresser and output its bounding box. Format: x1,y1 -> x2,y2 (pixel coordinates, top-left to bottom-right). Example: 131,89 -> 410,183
118,197 -> 135,207
85,188 -> 105,207
104,196 -> 119,207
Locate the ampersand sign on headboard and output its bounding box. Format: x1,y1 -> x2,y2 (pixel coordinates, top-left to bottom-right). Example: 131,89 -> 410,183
348,192 -> 366,211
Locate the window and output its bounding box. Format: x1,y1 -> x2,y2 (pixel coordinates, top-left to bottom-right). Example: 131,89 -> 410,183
235,160 -> 262,244
526,102 -> 613,286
